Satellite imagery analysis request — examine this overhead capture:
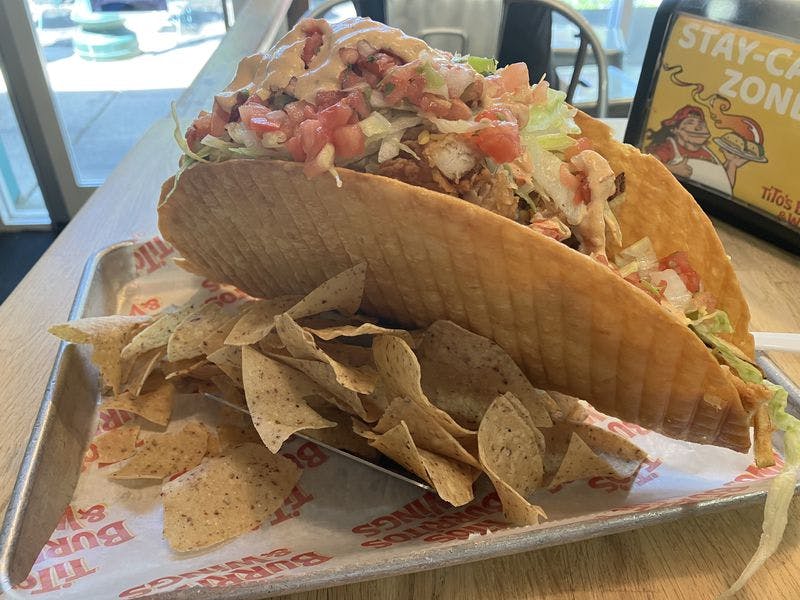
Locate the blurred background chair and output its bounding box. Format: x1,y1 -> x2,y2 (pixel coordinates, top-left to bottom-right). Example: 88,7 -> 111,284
498,0 -> 608,116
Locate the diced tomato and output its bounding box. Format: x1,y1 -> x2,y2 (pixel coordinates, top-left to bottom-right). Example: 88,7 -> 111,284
359,51 -> 402,78
185,112 -> 212,151
476,106 -> 517,124
363,71 -> 380,87
210,101 -> 230,137
301,30 -> 324,67
243,93 -> 267,106
559,164 -> 590,205
380,62 -> 425,105
285,135 -> 305,161
531,80 -> 549,105
297,119 -> 329,157
339,47 -> 359,65
249,110 -> 289,134
318,102 -> 353,131
658,251 -> 701,293
284,101 -> 317,127
419,93 -> 452,117
485,62 -> 530,98
315,90 -> 346,110
238,104 -> 272,127
344,90 -> 370,118
332,124 -> 366,159
564,136 -> 594,161
446,98 -> 472,120
341,68 -> 365,89
472,121 -> 522,163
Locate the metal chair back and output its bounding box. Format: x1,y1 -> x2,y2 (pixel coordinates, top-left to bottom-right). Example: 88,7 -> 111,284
500,0 -> 608,116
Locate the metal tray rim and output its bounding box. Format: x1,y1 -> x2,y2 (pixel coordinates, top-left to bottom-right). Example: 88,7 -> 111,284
0,241 -> 134,593
2,240 -> 798,599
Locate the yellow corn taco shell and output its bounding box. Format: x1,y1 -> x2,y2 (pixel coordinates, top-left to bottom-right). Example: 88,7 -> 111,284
158,154 -> 755,453
575,112 -> 754,358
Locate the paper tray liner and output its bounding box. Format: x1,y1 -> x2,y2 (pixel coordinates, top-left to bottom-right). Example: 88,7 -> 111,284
158,160 -> 750,451
4,238 -> 790,600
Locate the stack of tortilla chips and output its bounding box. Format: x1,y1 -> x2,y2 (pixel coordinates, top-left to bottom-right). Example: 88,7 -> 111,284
51,264 -> 646,553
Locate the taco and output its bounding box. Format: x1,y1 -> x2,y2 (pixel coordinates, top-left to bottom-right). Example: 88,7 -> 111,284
158,17 -> 772,456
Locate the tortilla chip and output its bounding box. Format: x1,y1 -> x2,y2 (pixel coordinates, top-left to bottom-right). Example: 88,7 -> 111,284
206,345 -> 243,387
549,391 -> 588,423
94,423 -> 140,464
167,303 -> 226,362
50,315 -> 151,393
417,320 -> 554,429
372,334 -> 474,437
200,309 -> 248,355
217,422 -> 262,450
111,421 -> 208,480
242,347 -> 335,452
305,322 -> 415,347
209,374 -> 247,409
374,397 -> 480,468
162,443 -> 301,552
301,400 -> 380,460
478,393 -> 547,526
479,393 -> 544,494
101,382 -> 175,426
267,353 -> 370,420
296,312 -> 375,330
275,313 -> 377,395
206,433 -> 222,456
317,340 -> 374,366
121,347 -> 165,397
287,262 -> 366,320
486,471 -> 546,527
543,421 -> 647,488
120,304 -> 195,362
164,359 -> 222,382
365,421 -> 476,506
224,296 -> 301,345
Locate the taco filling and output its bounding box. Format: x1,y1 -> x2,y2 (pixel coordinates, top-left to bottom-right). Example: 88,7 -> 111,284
176,17 -> 776,451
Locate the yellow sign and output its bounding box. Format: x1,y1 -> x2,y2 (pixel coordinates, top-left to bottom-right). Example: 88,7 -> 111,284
641,13 -> 800,231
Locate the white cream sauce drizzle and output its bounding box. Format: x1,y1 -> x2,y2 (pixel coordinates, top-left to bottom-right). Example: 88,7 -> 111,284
214,17 -> 431,111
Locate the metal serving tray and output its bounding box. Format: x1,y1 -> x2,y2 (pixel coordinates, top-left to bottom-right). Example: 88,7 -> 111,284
2,241 -> 799,599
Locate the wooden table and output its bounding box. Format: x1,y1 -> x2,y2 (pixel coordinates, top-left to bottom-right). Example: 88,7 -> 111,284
2,13 -> 800,600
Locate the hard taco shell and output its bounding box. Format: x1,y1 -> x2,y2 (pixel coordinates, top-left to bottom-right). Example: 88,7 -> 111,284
158,124 -> 758,452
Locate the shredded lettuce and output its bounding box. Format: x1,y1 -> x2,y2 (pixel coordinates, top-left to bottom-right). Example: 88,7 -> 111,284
359,112 -> 392,137
171,102 -> 209,163
200,135 -> 236,151
720,382 -> 800,597
691,319 -> 762,384
615,237 -> 658,277
229,146 -> 270,158
455,54 -> 498,75
522,88 -> 580,151
378,130 -> 403,162
398,142 -> 420,160
420,62 -> 447,95
691,310 -> 734,335
429,117 -> 489,134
